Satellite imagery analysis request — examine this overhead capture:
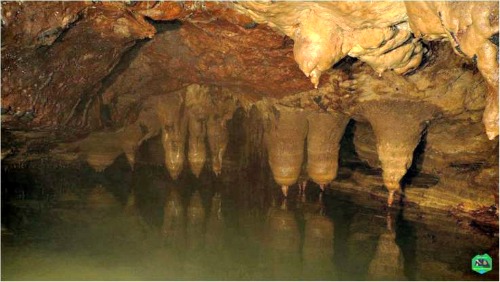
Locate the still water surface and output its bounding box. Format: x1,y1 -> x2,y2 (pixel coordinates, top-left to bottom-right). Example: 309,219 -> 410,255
1,136 -> 498,281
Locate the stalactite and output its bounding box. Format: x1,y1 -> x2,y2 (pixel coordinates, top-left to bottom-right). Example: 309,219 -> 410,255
157,94 -> 188,180
207,91 -> 238,176
207,115 -> 229,176
357,101 -> 438,206
306,111 -> 350,187
82,132 -> 124,173
187,115 -> 207,178
120,125 -> 144,170
264,105 -> 308,197
186,84 -> 210,178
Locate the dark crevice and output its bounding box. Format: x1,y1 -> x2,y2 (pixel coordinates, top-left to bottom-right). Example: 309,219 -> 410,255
489,33 -> 499,47
339,120 -> 383,177
401,131 -> 439,190
146,18 -> 182,33
449,162 -> 485,173
36,10 -> 84,52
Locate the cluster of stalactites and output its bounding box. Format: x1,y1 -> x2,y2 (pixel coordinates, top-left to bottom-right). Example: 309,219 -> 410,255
233,2 -> 424,89
61,84 -> 237,179
233,1 -> 499,140
263,100 -> 439,206
158,84 -> 237,179
263,105 -> 349,197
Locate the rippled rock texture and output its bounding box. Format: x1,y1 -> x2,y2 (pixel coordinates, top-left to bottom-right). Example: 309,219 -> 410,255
1,1 -> 498,218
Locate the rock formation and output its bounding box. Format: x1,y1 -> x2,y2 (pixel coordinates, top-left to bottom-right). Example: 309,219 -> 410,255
356,101 -> 439,206
306,111 -> 350,189
264,105 -> 308,197
1,1 -> 498,216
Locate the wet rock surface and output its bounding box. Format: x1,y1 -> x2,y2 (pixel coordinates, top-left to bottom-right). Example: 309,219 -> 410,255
1,1 -> 498,240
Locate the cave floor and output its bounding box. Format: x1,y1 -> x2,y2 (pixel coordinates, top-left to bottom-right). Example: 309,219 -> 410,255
1,157 -> 498,281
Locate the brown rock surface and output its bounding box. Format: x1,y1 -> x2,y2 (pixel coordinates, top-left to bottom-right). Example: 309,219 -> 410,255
1,1 -> 498,218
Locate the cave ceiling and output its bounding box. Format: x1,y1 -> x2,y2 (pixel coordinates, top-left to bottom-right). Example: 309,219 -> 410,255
1,1 -> 499,209
1,0 -> 498,134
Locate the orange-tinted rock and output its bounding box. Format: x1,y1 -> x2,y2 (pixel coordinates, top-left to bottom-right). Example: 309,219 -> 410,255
1,4 -> 155,128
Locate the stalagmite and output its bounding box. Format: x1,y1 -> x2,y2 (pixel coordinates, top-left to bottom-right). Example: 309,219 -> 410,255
157,94 -> 188,180
356,101 -> 438,206
264,105 -> 308,197
186,84 -> 210,178
306,111 -> 350,188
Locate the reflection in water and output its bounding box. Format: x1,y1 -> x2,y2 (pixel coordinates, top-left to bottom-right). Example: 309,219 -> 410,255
302,200 -> 337,280
1,107 -> 498,281
206,192 -> 223,250
367,215 -> 407,281
264,199 -> 301,280
187,190 -> 206,251
162,186 -> 185,248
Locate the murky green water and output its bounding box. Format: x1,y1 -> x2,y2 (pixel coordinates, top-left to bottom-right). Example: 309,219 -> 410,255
2,132 -> 498,281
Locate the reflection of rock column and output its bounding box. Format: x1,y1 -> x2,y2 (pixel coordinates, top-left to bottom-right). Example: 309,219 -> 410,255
303,209 -> 336,280
207,115 -> 229,176
265,106 -> 308,197
346,212 -> 385,280
162,187 -> 185,247
205,192 -> 223,249
357,101 -> 437,206
264,199 -> 301,279
187,190 -> 206,251
367,215 -> 406,280
87,184 -> 120,212
307,111 -> 350,188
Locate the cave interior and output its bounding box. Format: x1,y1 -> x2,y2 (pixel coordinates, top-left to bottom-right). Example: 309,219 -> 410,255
0,1 -> 499,280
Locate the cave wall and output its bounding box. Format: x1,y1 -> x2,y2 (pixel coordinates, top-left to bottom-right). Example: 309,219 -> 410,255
1,1 -> 498,215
